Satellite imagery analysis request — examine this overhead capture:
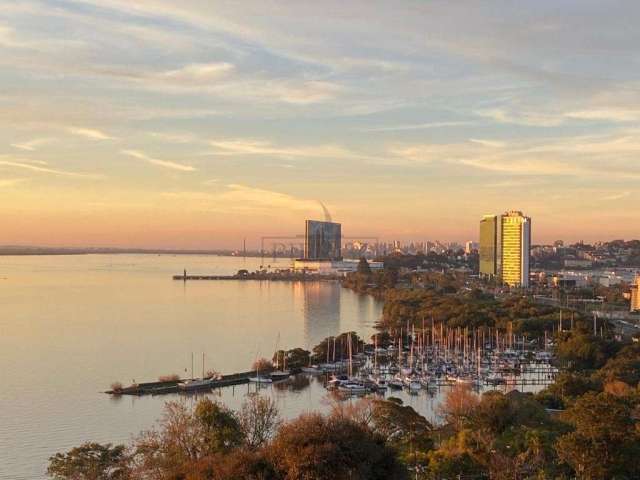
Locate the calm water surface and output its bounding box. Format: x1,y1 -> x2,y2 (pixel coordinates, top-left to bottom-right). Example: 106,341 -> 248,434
0,254 -> 383,480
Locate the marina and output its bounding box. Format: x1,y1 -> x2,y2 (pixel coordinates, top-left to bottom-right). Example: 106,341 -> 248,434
106,325 -> 560,399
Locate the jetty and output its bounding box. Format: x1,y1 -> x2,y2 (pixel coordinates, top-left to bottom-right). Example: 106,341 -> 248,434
173,269 -> 339,281
105,370 -> 254,396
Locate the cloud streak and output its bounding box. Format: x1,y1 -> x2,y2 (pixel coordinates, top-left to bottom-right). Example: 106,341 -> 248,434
10,137 -> 55,151
0,158 -> 102,178
67,127 -> 115,140
121,149 -> 196,171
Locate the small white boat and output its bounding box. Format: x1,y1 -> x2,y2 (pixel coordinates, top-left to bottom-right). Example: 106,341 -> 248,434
301,366 -> 321,374
319,362 -> 339,372
408,381 -> 421,393
388,376 -> 404,390
249,376 -> 273,384
403,376 -> 421,392
420,376 -> 434,388
373,377 -> 388,391
338,382 -> 367,394
178,377 -> 216,391
486,373 -> 505,385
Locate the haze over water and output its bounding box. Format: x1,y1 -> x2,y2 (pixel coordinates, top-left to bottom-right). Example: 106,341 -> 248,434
0,254 -> 381,480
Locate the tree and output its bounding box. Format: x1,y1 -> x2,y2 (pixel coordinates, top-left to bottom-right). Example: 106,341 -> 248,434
130,399 -> 242,477
271,348 -> 310,370
47,443 -> 129,480
556,392 -> 640,479
267,413 -> 407,479
195,397 -> 243,454
597,343 -> 640,387
382,267 -> 399,288
370,398 -> 433,469
251,358 -> 274,373
357,256 -> 372,275
239,394 -> 281,450
208,449 -> 277,480
438,384 -> 479,431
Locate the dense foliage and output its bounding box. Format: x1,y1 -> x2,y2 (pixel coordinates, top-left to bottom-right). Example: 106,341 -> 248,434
379,288 -> 561,340
50,286 -> 640,480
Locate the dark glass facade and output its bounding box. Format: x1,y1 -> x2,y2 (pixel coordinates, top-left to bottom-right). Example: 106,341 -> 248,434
304,220 -> 342,260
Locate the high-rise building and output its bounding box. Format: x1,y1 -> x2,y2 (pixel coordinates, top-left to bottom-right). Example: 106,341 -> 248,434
465,241 -> 478,254
631,274 -> 640,312
479,211 -> 531,287
501,211 -> 531,287
479,215 -> 499,277
304,220 -> 342,260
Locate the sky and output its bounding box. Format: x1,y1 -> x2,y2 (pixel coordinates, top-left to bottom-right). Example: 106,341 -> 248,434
1,0 -> 639,249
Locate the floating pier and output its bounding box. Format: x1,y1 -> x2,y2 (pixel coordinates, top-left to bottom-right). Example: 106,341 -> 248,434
172,271 -> 339,281
106,370 -> 255,396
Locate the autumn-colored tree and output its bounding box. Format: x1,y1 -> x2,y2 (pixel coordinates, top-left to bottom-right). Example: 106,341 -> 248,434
47,443 -> 129,480
267,412 -> 407,480
239,394 -> 281,450
130,399 -> 242,477
438,383 -> 479,431
251,358 -> 274,373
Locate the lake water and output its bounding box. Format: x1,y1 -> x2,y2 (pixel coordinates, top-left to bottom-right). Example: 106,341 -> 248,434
0,254 -> 384,480
0,254 -> 547,480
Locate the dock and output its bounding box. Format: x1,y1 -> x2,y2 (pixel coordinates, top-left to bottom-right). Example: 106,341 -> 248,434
106,370 -> 255,396
172,272 -> 340,281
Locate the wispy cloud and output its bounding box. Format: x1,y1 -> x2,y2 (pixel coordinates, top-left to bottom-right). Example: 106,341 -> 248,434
359,121 -> 471,132
159,62 -> 234,84
148,132 -> 198,144
564,109 -> 640,122
67,127 -> 115,140
121,149 -> 196,171
475,108 -> 564,127
602,191 -> 631,201
390,130 -> 640,179
0,177 -> 27,187
162,184 -> 322,215
0,158 -> 102,178
206,138 -> 377,161
469,138 -> 507,148
10,137 -> 55,151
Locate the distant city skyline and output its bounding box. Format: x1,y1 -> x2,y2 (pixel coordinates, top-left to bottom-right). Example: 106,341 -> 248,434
1,1 -> 639,248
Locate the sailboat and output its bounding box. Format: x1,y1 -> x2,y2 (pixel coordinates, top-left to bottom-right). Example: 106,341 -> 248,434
270,349 -> 290,382
178,353 -> 218,391
249,349 -> 273,384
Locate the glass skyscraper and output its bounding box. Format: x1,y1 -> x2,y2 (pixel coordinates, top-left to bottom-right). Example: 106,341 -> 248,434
479,215 -> 499,278
304,220 -> 342,260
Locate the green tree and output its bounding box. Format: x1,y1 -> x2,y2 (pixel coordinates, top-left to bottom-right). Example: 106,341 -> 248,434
556,392 -> 640,479
357,256 -> 372,275
370,398 -> 433,469
47,442 -> 129,480
195,397 -> 243,454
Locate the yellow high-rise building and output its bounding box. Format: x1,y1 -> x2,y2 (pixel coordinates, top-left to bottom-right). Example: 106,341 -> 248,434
631,274 -> 640,312
500,211 -> 531,287
479,211 -> 531,287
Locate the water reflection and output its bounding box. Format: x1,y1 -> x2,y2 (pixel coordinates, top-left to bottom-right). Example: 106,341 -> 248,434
0,255 -> 383,480
295,281 -> 341,349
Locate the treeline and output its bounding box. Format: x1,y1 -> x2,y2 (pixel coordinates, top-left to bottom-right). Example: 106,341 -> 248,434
343,262 -> 471,295
379,288 -> 562,340
47,395 -> 412,480
47,378 -> 640,479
